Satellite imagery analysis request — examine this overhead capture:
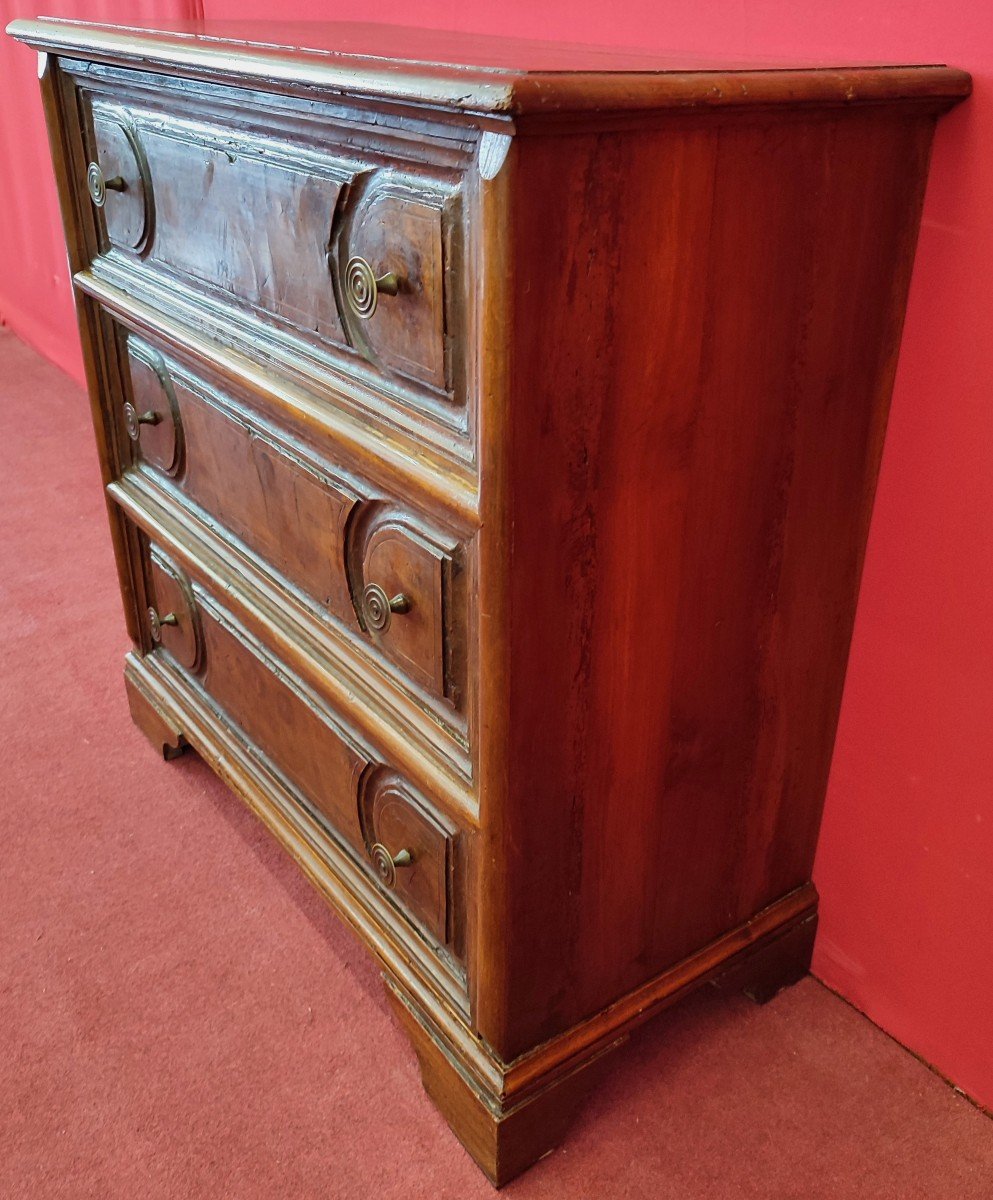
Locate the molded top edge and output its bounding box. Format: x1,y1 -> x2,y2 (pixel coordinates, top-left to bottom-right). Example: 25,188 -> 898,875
7,17 -> 972,117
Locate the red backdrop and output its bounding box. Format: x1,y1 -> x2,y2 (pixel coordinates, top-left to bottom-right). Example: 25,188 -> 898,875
2,0 -> 991,1112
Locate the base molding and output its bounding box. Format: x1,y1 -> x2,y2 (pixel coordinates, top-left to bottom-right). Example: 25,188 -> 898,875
714,906 -> 819,1005
387,888 -> 817,1187
387,982 -> 618,1187
125,661 -> 187,759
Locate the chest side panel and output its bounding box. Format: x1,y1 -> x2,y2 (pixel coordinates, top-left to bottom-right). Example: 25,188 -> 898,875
476,109 -> 939,1058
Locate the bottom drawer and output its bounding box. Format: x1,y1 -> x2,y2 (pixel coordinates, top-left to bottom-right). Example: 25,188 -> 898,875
144,541 -> 461,957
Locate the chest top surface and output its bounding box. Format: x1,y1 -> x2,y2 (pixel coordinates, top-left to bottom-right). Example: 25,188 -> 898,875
7,17 -> 971,117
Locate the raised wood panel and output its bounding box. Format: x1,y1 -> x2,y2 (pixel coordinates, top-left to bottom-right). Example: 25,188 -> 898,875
78,82 -> 468,412
148,545 -> 202,672
130,343 -> 358,620
90,102 -> 153,252
331,170 -> 455,393
147,554 -> 466,962
346,500 -> 465,708
175,397 -> 356,619
124,336 -> 183,475
194,593 -> 369,846
358,766 -> 457,949
144,125 -> 351,343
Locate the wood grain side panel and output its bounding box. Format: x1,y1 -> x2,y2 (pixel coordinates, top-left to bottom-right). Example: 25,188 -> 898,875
479,123 -> 720,1054
748,115 -> 937,898
480,110 -> 940,1059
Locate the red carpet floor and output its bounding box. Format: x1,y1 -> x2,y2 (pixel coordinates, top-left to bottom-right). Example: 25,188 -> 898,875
2,325 -> 993,1199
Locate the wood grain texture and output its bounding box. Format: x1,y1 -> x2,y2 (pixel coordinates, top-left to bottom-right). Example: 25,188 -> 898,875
9,18 -> 969,1187
142,124 -> 350,344
477,107 -> 944,1060
79,83 -> 467,410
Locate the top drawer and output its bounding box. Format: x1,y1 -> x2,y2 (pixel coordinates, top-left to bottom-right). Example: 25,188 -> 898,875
77,88 -> 466,412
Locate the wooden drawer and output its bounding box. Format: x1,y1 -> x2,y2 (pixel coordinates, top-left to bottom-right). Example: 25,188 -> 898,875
145,543 -> 461,954
81,91 -> 463,407
119,330 -> 469,718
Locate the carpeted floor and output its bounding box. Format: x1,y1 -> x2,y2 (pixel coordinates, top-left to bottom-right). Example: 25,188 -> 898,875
2,325 -> 992,1199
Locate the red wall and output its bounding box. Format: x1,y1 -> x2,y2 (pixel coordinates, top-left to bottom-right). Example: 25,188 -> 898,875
3,0 -> 991,1111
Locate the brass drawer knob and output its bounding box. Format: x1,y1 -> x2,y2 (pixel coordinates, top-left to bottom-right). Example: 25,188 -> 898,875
87,162 -> 127,208
361,583 -> 410,633
148,606 -> 179,643
344,255 -> 400,319
123,401 -> 162,441
370,843 -> 413,889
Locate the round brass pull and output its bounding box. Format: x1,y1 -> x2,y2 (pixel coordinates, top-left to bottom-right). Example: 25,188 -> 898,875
148,607 -> 178,644
87,162 -> 127,208
123,401 -> 162,441
361,583 -> 410,633
370,843 -> 413,889
344,255 -> 401,319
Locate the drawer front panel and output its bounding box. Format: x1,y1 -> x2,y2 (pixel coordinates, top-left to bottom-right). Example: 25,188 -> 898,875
194,591 -> 367,845
89,105 -> 152,253
83,92 -> 464,408
143,123 -> 350,346
125,337 -> 183,475
145,543 -> 461,955
147,545 -> 202,672
124,333 -> 357,621
119,331 -> 469,717
179,399 -> 356,620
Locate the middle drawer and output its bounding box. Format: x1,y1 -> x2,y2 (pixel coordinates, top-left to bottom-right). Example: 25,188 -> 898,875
114,325 -> 471,731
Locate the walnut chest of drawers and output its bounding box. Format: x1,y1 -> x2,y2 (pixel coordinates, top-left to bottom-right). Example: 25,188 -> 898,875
9,17 -> 969,1186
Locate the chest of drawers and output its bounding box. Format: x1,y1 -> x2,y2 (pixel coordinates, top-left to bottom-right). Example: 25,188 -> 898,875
9,17 -> 969,1185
